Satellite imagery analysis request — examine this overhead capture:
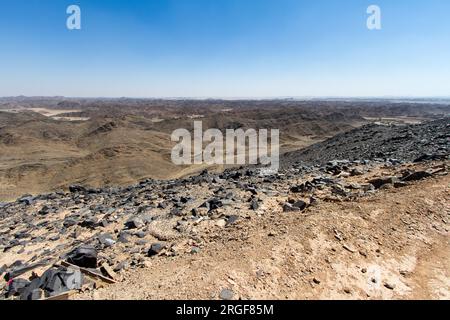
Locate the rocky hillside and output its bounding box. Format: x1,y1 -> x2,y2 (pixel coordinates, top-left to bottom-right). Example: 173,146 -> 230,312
282,118 -> 449,167
0,118 -> 449,300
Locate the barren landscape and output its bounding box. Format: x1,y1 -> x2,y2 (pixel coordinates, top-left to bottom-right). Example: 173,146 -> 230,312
0,98 -> 449,300
1,97 -> 448,201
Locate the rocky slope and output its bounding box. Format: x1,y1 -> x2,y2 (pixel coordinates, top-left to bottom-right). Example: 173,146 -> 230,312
0,118 -> 449,300
282,118 -> 449,167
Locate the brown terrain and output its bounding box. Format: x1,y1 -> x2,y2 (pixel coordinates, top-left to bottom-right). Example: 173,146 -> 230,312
0,100 -> 361,201
0,97 -> 448,301
1,97 -> 448,201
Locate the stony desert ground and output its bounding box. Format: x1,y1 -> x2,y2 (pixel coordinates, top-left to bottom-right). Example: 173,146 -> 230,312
0,98 -> 448,300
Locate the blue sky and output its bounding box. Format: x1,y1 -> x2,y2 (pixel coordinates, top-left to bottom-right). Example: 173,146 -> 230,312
0,0 -> 449,97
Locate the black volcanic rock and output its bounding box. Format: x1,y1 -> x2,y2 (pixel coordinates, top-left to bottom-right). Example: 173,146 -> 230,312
402,171 -> 432,182
67,245 -> 98,268
148,243 -> 165,256
290,181 -> 314,193
283,203 -> 300,212
5,278 -> 30,298
125,217 -> 144,229
200,198 -> 223,212
69,185 -> 87,193
291,200 -> 308,211
250,199 -> 260,210
282,118 -> 449,168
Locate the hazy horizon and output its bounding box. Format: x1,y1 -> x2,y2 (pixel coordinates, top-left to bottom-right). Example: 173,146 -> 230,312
2,95 -> 450,101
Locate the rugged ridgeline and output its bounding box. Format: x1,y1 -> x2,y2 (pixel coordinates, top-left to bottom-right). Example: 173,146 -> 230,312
281,117 -> 450,167
0,118 -> 449,300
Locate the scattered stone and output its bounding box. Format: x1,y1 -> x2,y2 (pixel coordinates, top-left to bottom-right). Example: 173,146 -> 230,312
350,168 -> 364,176
384,282 -> 396,290
283,203 -> 300,212
191,247 -> 200,254
113,261 -> 129,272
226,215 -> 239,226
63,217 -> 79,228
158,202 -> 167,209
38,266 -> 83,297
118,232 -> 131,243
4,261 -> 49,281
148,243 -> 165,256
290,182 -> 314,193
125,218 -> 145,229
219,288 -> 234,300
136,239 -> 148,246
402,171 -> 432,182
100,263 -> 117,280
18,195 -> 34,206
67,245 -> 98,268
98,234 -> 116,247
38,205 -> 51,215
292,200 -> 307,211
200,198 -> 223,212
79,217 -> 98,229
0,264 -> 6,275
170,207 -> 183,216
414,153 -> 446,163
69,185 -> 87,193
5,267 -> 80,300
393,181 -> 408,188
22,288 -> 44,301
49,235 -> 60,241
343,244 -> 357,253
250,199 -> 259,210
282,118 -> 449,166
216,219 -> 227,228
5,278 -> 30,298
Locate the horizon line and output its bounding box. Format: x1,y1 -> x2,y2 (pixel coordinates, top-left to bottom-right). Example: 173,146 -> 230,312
2,95 -> 450,101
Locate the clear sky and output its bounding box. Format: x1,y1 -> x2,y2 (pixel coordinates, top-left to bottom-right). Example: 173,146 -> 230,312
0,0 -> 449,98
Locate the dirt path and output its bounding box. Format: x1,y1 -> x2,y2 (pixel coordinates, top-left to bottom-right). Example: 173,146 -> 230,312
76,174 -> 449,300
